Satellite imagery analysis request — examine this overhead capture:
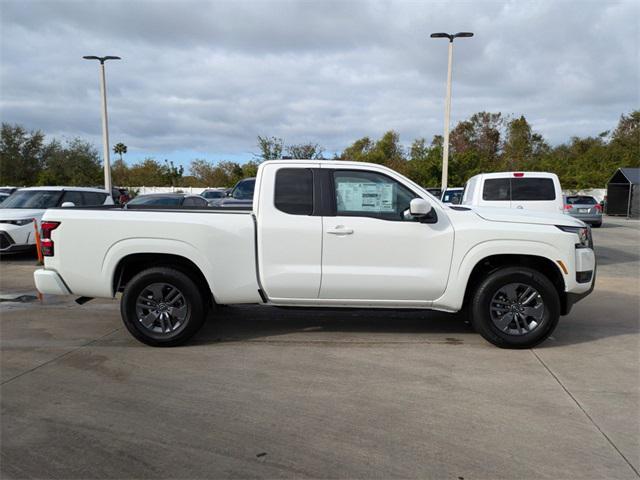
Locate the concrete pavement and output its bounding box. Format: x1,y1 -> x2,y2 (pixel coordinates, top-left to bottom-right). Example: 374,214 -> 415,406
1,217 -> 638,479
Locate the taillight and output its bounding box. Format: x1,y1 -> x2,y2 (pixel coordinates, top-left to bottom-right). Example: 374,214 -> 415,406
564,204 -> 573,210
513,172 -> 524,177
40,221 -> 60,257
595,204 -> 602,212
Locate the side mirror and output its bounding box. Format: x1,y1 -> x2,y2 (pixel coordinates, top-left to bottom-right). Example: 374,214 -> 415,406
409,198 -> 431,217
61,202 -> 75,208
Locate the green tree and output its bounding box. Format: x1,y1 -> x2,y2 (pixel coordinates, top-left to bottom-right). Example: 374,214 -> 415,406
0,123 -> 46,185
286,143 -> 324,159
161,160 -> 184,187
38,138 -> 102,186
502,115 -> 549,170
113,142 -> 127,161
112,158 -> 130,186
256,136 -> 284,161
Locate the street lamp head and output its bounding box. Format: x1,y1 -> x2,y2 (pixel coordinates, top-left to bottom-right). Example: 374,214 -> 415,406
454,32 -> 474,38
430,32 -> 453,41
83,55 -> 122,64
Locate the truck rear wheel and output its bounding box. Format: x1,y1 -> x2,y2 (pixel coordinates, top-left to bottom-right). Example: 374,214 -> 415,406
121,267 -> 206,347
470,266 -> 560,349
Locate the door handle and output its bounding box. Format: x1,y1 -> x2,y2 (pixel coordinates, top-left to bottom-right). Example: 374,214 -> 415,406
327,225 -> 354,235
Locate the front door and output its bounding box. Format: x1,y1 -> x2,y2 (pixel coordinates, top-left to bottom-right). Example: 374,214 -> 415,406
319,168 -> 454,302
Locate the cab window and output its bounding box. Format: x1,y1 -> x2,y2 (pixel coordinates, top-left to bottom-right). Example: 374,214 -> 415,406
274,168 -> 313,215
482,179 -> 510,201
60,191 -> 84,205
332,170 -> 416,221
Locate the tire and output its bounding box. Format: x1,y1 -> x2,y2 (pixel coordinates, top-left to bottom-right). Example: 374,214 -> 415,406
592,222 -> 602,228
121,267 -> 206,347
470,266 -> 560,349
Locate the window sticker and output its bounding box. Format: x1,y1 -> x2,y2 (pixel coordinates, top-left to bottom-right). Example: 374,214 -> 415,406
336,182 -> 395,212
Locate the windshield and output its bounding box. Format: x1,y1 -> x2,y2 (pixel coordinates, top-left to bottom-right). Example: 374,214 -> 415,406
442,190 -> 464,204
202,191 -> 225,199
0,190 -> 62,209
232,179 -> 255,200
127,196 -> 182,206
566,196 -> 597,205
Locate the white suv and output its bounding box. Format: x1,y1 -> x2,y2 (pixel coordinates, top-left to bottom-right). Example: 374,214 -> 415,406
462,172 -> 564,214
0,187 -> 113,254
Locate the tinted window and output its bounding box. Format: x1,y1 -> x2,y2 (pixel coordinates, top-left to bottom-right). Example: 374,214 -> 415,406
83,192 -> 107,205
274,168 -> 313,215
0,190 -> 61,209
566,196 -> 596,205
232,179 -> 255,200
511,178 -> 556,201
483,179 -> 510,201
61,191 -> 84,205
333,170 -> 415,221
202,190 -> 225,199
183,196 -> 207,207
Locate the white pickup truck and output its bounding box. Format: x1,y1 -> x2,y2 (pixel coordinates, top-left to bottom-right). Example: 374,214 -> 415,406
34,160 -> 595,348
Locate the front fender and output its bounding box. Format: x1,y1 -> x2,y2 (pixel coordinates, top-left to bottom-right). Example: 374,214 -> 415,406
432,239 -> 568,312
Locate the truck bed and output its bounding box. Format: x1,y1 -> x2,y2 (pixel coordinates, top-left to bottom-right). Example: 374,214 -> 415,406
40,207 -> 262,304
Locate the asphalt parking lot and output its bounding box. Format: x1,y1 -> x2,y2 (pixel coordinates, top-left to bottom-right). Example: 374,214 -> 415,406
1,217 -> 638,479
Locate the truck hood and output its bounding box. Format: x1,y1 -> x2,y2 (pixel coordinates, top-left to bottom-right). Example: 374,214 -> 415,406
466,206 -> 584,227
0,209 -> 45,221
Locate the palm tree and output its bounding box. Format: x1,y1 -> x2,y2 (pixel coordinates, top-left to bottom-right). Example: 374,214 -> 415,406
113,143 -> 127,161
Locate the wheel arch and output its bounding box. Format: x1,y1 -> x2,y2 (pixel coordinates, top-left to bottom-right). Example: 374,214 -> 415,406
112,253 -> 215,307
462,254 -> 568,314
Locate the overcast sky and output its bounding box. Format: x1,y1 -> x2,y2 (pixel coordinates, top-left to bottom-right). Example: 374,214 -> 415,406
1,0 -> 638,166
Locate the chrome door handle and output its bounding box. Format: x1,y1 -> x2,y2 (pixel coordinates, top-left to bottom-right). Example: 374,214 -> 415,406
327,226 -> 354,235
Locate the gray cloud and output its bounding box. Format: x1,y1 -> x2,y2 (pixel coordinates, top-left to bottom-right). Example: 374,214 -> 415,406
1,0 -> 638,163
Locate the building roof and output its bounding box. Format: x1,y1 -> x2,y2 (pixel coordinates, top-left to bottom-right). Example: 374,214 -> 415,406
609,168 -> 640,185
620,168 -> 640,185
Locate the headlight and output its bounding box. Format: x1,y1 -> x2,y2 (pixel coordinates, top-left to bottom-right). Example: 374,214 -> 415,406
556,225 -> 593,248
0,218 -> 34,226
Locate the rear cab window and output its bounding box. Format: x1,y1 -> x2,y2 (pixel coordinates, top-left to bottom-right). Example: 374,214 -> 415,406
511,178 -> 555,201
274,168 -> 313,215
482,178 -> 510,201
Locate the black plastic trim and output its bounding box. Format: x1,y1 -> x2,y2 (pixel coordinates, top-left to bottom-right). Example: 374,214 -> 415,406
562,267 -> 596,315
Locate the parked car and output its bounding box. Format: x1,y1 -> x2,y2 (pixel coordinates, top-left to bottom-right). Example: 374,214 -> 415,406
34,160 -> 595,349
0,187 -> 113,254
462,172 -> 564,213
0,187 -> 18,196
441,187 -> 464,204
425,187 -> 442,199
564,195 -> 603,227
112,187 -> 131,205
200,189 -> 227,206
125,193 -> 209,208
215,178 -> 255,207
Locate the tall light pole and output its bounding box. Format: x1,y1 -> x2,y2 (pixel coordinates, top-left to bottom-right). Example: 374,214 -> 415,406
430,32 -> 473,192
83,55 -> 121,193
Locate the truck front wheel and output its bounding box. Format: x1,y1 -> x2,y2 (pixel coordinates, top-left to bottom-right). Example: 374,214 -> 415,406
470,266 -> 560,349
121,267 -> 206,347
